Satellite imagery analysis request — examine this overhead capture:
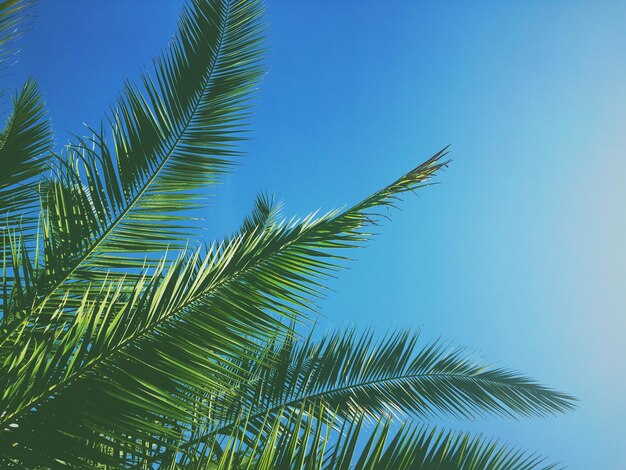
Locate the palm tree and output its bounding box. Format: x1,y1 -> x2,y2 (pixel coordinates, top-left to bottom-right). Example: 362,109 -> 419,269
0,0 -> 574,468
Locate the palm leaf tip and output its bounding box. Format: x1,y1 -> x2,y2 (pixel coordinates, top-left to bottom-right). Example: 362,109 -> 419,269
0,0 -> 32,77
362,146 -> 450,210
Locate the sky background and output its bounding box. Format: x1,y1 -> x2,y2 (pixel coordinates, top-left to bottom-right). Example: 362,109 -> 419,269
7,1 -> 626,468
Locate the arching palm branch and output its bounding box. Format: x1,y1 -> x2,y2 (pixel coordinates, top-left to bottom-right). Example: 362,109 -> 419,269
0,0 -> 574,468
168,409 -> 561,469
165,328 -> 573,468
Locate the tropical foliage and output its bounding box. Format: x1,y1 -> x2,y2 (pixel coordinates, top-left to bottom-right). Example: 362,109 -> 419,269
0,0 -> 574,468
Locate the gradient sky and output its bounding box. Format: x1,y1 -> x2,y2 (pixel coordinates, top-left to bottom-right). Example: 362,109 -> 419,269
7,1 -> 626,468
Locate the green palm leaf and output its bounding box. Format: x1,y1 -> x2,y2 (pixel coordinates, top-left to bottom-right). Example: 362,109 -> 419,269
169,403 -> 559,469
1,0 -> 265,328
330,420 -> 559,470
0,153 -> 447,467
0,82 -> 49,211
0,79 -> 52,328
0,78 -> 52,237
0,0 -> 31,85
171,327 -> 574,463
1,0 -> 264,377
0,0 -> 43,234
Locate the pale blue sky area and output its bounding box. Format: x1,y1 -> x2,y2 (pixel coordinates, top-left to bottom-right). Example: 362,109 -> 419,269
8,1 -> 626,467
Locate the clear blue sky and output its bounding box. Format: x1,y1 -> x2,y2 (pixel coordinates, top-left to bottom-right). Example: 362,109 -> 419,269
8,1 -> 626,467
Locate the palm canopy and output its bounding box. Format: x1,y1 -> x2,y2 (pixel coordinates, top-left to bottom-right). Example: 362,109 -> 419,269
0,0 -> 574,468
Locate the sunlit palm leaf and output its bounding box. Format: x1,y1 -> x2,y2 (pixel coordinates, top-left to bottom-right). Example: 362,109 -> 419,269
0,152 -> 447,467
1,0 -> 263,381
329,420 -> 559,470
170,404 -> 559,469
2,0 -> 265,328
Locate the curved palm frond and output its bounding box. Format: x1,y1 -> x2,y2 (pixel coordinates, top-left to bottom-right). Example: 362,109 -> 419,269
0,0 -> 45,238
0,0 -> 264,382
0,79 -> 52,328
0,153 -> 447,467
169,403 -> 559,469
1,0 -> 265,329
0,78 -> 51,233
171,327 -> 574,461
329,420 -> 559,470
0,0 -> 31,86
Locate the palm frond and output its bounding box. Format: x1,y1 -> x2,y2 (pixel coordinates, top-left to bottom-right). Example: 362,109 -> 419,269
0,79 -> 52,328
46,0 -> 264,270
0,0 -> 265,329
173,327 -> 574,458
0,152 -> 447,467
170,403 -> 558,469
0,78 -> 51,232
329,420 -> 559,470
0,0 -> 31,86
0,1 -> 50,327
